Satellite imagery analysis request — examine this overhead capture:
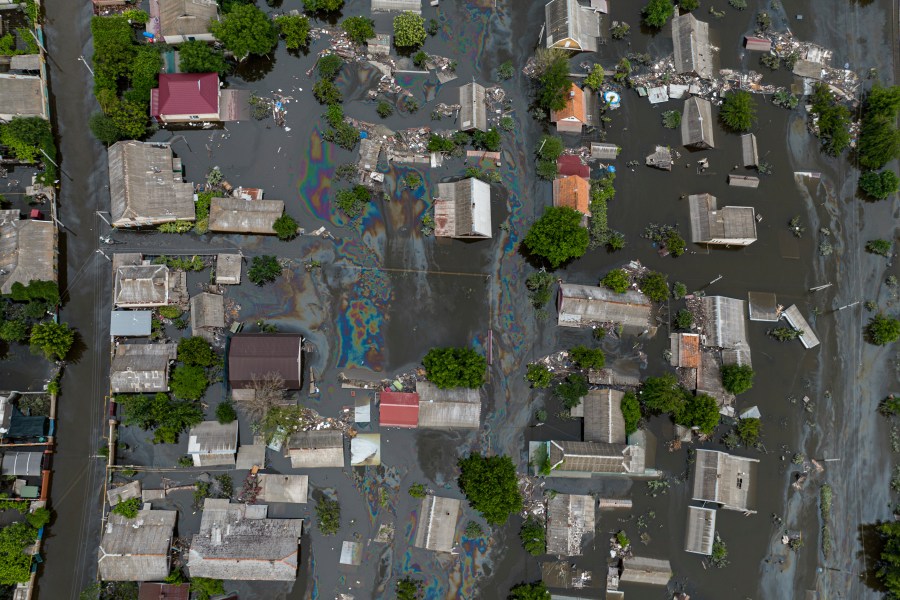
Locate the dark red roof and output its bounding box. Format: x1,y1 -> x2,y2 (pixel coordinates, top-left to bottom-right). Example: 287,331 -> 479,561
379,391 -> 419,427
151,73 -> 219,117
228,333 -> 303,389
557,155 -> 591,178
138,583 -> 191,600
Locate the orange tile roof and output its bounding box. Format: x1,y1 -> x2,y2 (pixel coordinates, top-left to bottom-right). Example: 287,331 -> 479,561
553,175 -> 591,216
551,83 -> 586,123
679,333 -> 700,369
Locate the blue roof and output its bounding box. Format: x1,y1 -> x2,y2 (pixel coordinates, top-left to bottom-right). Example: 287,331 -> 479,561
110,311 -> 152,337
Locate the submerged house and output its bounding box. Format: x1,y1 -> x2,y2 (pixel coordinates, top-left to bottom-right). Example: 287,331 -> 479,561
619,556 -> 672,586
187,421 -> 238,467
671,13 -> 713,79
547,440 -> 646,476
110,343 -> 177,394
458,82 -> 487,132
113,264 -> 170,308
413,495 -> 460,553
151,73 -> 220,124
98,508 -> 177,581
692,449 -> 758,513
0,74 -> 48,122
215,253 -> 242,285
546,493 -> 595,556
379,391 -> 420,428
684,505 -> 716,555
581,389 -> 626,444
0,211 -> 58,294
433,178 -> 492,239
208,197 -> 285,234
681,97 -> 715,149
544,0 -> 601,52
688,194 -> 756,246
551,83 -> 588,133
107,141 -> 195,228
552,175 -> 591,221
371,0 -> 421,13
701,295 -> 751,365
558,283 -> 656,336
741,133 -> 759,167
228,333 -> 304,390
188,499 -> 303,581
285,431 -> 345,469
189,292 -> 225,342
415,381 -> 481,429
152,0 -> 218,44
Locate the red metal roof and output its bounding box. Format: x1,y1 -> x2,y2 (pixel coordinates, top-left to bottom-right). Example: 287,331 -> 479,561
138,583 -> 191,600
151,73 -> 219,117
379,391 -> 419,427
557,155 -> 590,178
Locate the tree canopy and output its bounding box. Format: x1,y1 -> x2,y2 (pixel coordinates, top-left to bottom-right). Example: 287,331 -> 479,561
810,83 -> 851,156
719,91 -> 757,132
674,393 -> 720,434
555,373 -> 589,409
342,16 -> 375,45
520,516 -> 546,556
867,314 -> 900,346
508,581 -> 551,600
523,206 -> 589,268
117,392 -> 204,443
210,4 -> 278,60
458,454 -> 523,526
639,271 -> 669,302
275,14 -> 310,50
178,41 -> 228,75
0,522 -> 38,585
170,365 -> 210,401
393,11 -> 426,48
640,373 -> 687,414
859,169 -> 899,200
525,363 -> 552,388
721,364 -> 754,394
248,255 -> 282,286
0,117 -> 53,162
534,49 -> 570,113
273,214 -> 299,240
303,0 -> 343,12
29,321 -> 74,361
601,269 -> 630,293
569,345 -> 605,370
423,347 -> 486,389
642,0 -> 675,28
177,336 -> 217,367
876,520 -> 900,596
858,85 -> 900,170
621,391 -> 641,435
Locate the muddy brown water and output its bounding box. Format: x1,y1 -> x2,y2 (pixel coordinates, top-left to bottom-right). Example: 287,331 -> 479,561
32,0 -> 899,598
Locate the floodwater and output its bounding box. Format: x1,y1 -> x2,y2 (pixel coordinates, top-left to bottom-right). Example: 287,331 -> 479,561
32,0 -> 899,598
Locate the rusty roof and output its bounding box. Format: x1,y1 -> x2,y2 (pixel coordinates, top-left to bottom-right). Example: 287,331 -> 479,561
552,175 -> 591,216
551,83 -> 586,123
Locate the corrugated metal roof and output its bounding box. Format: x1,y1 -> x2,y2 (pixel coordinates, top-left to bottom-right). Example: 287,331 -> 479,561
741,133 -> 759,167
583,389 -> 626,444
114,265 -> 169,308
110,343 -> 176,393
434,178 -> 491,238
681,97 -> 715,149
546,493 -> 595,556
0,216 -> 58,294
98,509 -> 177,581
558,283 -> 654,333
691,449 -> 759,512
379,391 -> 420,427
413,495 -> 460,553
545,0 -> 600,52
557,155 -> 591,177
684,506 -> 716,555
286,430 -> 345,468
0,74 -> 46,119
620,556 -> 672,586
228,333 -> 303,389
458,82 -> 487,132
782,304 -> 820,348
672,13 -> 713,79
208,197 -> 284,234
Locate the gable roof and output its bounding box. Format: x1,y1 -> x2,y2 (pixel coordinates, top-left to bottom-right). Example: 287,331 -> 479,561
552,175 -> 591,216
558,283 -> 654,333
190,292 -> 225,333
551,83 -> 587,123
546,493 -> 595,556
187,420 -> 238,456
208,197 -> 284,234
415,380 -> 481,429
286,430 -> 345,468
458,82 -> 487,132
688,194 -> 756,243
228,333 -> 303,389
110,343 -> 177,393
557,154 -> 591,178
671,13 -> 713,79
681,97 -> 715,149
583,389 -> 626,444
158,0 -> 217,38
701,296 -> 749,350
545,0 -> 600,52
413,495 -> 460,553
98,509 -> 177,581
433,178 -> 492,238
379,391 -> 420,427
548,440 -> 645,474
0,214 -> 58,294
692,449 -> 759,512
151,73 -> 219,117
669,333 -> 700,369
684,506 -> 716,555
620,556 -> 672,586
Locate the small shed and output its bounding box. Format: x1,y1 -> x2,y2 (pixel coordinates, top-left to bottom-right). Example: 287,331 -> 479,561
433,178 -> 492,239
598,498 -> 633,510
379,391 -> 420,427
782,304 -> 820,349
692,449 -> 759,512
551,83 -> 587,133
748,292 -> 779,322
114,264 -> 170,308
110,343 -> 177,394
371,0 -> 421,13
688,194 -> 756,246
583,389 -> 626,444
256,474 -> 309,504
744,36 -> 772,51
286,430 -> 345,468
557,155 -> 591,178
672,13 -> 713,79
458,82 -> 487,132
107,481 -> 142,507
684,506 -> 716,555
415,381 -> 481,429
553,175 -> 591,218
669,333 -> 700,369
228,333 -> 304,390
190,293 -> 225,342
620,556 -> 673,586
546,493 -> 595,556
110,311 -> 153,337
544,0 -> 601,52
98,509 -> 177,581
215,254 -> 242,285
728,175 -> 760,188
187,421 -> 238,467
591,143 -> 619,161
681,97 -> 715,149
647,86 -> 668,104
558,283 -> 655,335
414,495 -> 460,553
208,198 -> 284,234
340,541 -> 362,566
741,133 -> 759,167
138,583 -> 190,600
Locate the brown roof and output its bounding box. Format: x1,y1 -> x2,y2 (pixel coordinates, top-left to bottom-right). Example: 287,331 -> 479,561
670,333 -> 700,369
228,333 -> 303,389
552,175 -> 591,216
158,0 -> 217,38
138,583 -> 190,600
551,83 -> 586,123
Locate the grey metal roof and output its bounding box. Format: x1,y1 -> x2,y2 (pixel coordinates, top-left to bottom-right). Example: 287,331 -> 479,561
187,421 -> 238,457
545,0 -> 600,52
590,142 -> 619,160
188,499 -> 303,581
215,254 -> 242,285
701,296 -> 750,350
587,366 -> 641,387
684,506 -> 716,555
256,474 -> 309,504
741,133 -> 759,167
107,480 -> 142,507
558,283 -> 654,333
728,174 -> 760,188
747,291 -> 779,322
548,440 -> 645,474
9,54 -> 41,72
1,451 -> 42,476
415,380 -> 481,428
0,214 -> 58,294
620,556 -> 672,586
108,141 -> 195,228
98,509 -> 176,581
208,197 -> 284,234
413,495 -> 460,553
110,343 -> 176,393
434,178 -> 492,238
190,292 -> 225,335
114,264 -> 169,308
671,13 -> 713,79
583,389 -> 626,444
681,97 -> 715,149
793,59 -> 824,79
158,0 -> 217,38
782,304 -> 820,349
110,311 -> 153,337
458,82 -> 487,132
546,493 -> 595,556
0,74 -> 46,119
688,194 -> 757,244
235,444 -> 265,470
286,430 -> 345,468
371,0 -> 421,13
692,449 -> 759,512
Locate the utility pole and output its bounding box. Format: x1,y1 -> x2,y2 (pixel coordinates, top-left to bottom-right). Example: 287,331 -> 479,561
809,283 -> 832,292
96,249 -> 111,262
96,211 -> 112,227
706,274 -> 723,287
837,301 -> 860,311
77,55 -> 94,77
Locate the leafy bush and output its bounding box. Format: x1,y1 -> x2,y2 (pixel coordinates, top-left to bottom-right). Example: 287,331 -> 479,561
680,0 -> 699,10
584,64 -> 604,91
396,577 -> 422,600
25,507 -> 50,530
525,270 -> 554,307
616,530 -> 630,547
867,314 -> 900,345
275,14 -> 310,50
866,239 -> 893,256
860,170 -> 899,200
520,516 -> 546,556
509,582 -> 551,600
810,83 -> 852,156
210,4 -> 278,60
342,16 -> 375,45
601,269 -> 630,293
422,347 -> 486,389
497,60 -> 515,80
111,497 -> 141,519
662,110 -> 681,129
10,280 -> 59,304
736,417 -> 760,445
639,271 -> 669,302
158,305 -> 182,320
569,345 -> 605,370
555,373 -> 588,409
472,128 -> 501,152
304,0 -> 343,12
523,207 -> 589,268
377,101 -> 394,118
191,578 -> 225,600
674,393 -> 720,434
248,255 -> 282,286
0,117 -> 54,163
720,91 -> 757,132
170,366 -> 209,401
457,454 -> 523,526
313,79 -> 342,105
642,0 -> 674,28
674,309 -> 693,330
216,401 -> 237,424
526,364 -> 552,388
29,321 -> 74,360
273,214 -> 298,240
640,373 -> 688,414
407,483 -> 426,498
318,54 -> 344,81
0,319 -> 30,343
335,185 -> 371,218
177,336 -> 217,367
621,392 -> 641,435
316,496 -> 341,535
393,11 -> 426,48
721,364 -> 754,394
710,533 -> 729,568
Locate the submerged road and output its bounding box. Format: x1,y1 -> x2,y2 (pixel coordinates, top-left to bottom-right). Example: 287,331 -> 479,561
38,0 -> 109,597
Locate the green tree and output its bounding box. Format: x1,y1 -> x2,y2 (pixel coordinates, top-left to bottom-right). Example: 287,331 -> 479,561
680,0 -> 700,11
318,54 -> 345,81
601,269 -> 630,293
191,578 -> 225,600
315,496 -> 341,534
810,84 -> 852,156
472,128 -> 501,152
90,16 -> 136,97
508,581 -> 551,600
273,214 -> 298,240
106,96 -> 148,139
170,365 -> 209,401
866,239 -> 893,257
275,14 -> 310,50
555,373 -> 588,409
721,364 -> 754,394
584,64 -> 604,91
210,3 -> 278,60
642,0 -> 675,28
118,392 -> 204,443
520,516 -> 546,556
304,0 -> 343,12
0,319 -> 30,343
639,271 -> 669,302
523,206 -> 589,268
876,520 -> 900,595
736,417 -> 760,445
0,117 -> 53,162
313,79 -> 342,105
621,391 -> 641,435
334,185 -> 371,217
535,49 -> 570,112
422,347 -> 486,389
25,508 -> 50,530
859,170 -> 899,200
393,11 -> 426,48
179,40 -> 229,75
458,454 -> 523,526
866,314 -> 900,345
342,16 -> 375,45
377,101 -> 394,118
248,255 -> 282,286
0,522 -> 38,585
89,112 -> 124,144
674,309 -> 693,329
526,363 -> 552,388
29,321 -> 74,360
674,393 -> 720,434
126,45 -> 162,105
719,91 -> 757,132
858,85 -> 900,170
536,135 -> 564,162
396,577 -> 423,600
216,401 -> 237,424
569,345 -> 605,370
641,373 -> 687,414
177,336 -> 217,367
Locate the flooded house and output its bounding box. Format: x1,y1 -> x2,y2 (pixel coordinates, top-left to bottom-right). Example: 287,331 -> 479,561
552,175 -> 591,223
0,210 -> 58,294
671,13 -> 713,79
113,264 -> 172,309
187,499 -> 303,581
692,449 -> 759,513
557,283 -> 656,336
107,141 -> 195,228
110,311 -> 153,338
0,73 -> 48,121
413,495 -> 461,553
415,380 -> 481,429
378,391 -> 420,428
688,194 -> 757,246
97,508 -> 177,581
544,440 -> 647,477
371,0 -> 421,14
591,142 -> 620,161
546,493 -> 595,556
186,420 -> 239,467
109,343 -> 177,394
285,430 -> 345,468
782,304 -> 821,349
208,197 -> 285,234
684,505 -> 716,555
551,83 -> 588,133
189,292 -> 225,342
541,561 -> 597,590
151,73 -> 220,125
214,253 -> 242,285
579,389 -> 626,444
458,82 -> 487,132
681,97 -> 715,149
558,155 -> 590,178
669,333 -> 701,370
151,0 -> 218,44
227,333 -> 304,390
741,133 -> 759,167
700,295 -> 752,365
544,0 -> 601,52
255,474 -> 309,504
137,583 -> 191,600
433,178 -> 492,239
619,556 -> 673,586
